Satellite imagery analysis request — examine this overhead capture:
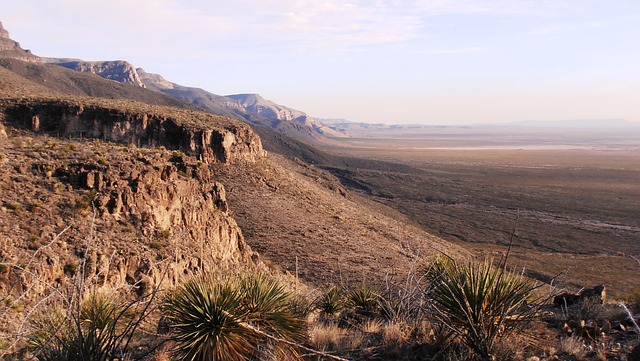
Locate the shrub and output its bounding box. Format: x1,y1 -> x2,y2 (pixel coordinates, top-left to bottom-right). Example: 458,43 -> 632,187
27,291 -> 151,361
346,285 -> 380,314
163,273 -> 304,361
428,257 -> 541,361
625,290 -> 640,312
315,286 -> 344,318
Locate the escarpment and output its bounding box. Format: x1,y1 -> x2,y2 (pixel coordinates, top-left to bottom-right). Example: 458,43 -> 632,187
0,134 -> 260,312
0,98 -> 266,164
0,95 -> 267,334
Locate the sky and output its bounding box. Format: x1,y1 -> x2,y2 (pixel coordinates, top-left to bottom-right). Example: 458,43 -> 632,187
1,0 -> 639,125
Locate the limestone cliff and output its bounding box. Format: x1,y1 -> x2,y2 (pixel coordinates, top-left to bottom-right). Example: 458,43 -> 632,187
0,136 -> 258,303
0,98 -> 266,164
56,60 -> 145,87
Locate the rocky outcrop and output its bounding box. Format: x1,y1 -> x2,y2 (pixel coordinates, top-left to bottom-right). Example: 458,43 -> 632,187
137,68 -> 174,91
0,138 -> 260,307
0,98 -> 266,164
0,21 -> 9,39
553,285 -> 607,307
0,21 -> 40,62
56,60 -> 145,87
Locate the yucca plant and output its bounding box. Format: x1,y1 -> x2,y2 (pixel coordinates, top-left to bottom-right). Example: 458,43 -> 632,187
27,291 -> 150,361
346,285 -> 380,314
428,257 -> 541,361
314,286 -> 344,318
163,273 -> 304,361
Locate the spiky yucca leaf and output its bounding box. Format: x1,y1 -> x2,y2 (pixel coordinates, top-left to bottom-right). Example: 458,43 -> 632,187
27,292 -> 146,361
163,277 -> 252,361
346,285 -> 380,313
239,273 -> 304,359
315,286 -> 344,317
240,274 -> 301,332
429,257 -> 540,360
164,273 -> 305,361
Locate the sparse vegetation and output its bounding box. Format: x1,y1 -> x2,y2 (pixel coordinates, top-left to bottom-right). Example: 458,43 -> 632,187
27,290 -> 154,361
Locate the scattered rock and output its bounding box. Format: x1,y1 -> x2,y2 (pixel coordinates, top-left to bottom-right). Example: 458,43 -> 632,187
553,284 -> 607,307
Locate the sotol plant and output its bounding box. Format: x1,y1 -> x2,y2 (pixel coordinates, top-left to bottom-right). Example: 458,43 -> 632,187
428,257 -> 542,361
163,273 -> 305,361
27,291 -> 153,361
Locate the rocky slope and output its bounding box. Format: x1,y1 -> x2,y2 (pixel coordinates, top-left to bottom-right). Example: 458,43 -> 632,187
0,67 -> 267,342
136,68 -> 348,143
0,98 -> 265,164
0,58 -> 188,107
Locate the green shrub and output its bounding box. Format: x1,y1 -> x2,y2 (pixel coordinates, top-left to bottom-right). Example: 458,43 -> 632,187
346,285 -> 380,314
315,286 -> 344,318
428,257 -> 541,361
163,273 -> 304,361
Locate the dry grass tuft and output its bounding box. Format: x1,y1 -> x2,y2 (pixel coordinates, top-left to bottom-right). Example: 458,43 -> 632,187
309,324 -> 345,351
558,336 -> 586,359
383,321 -> 409,346
362,318 -> 383,334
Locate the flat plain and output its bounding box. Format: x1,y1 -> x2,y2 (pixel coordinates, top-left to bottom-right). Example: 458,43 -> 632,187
320,127 -> 640,297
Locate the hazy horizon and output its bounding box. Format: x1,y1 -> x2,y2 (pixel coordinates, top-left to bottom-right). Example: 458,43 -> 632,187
1,1 -> 639,125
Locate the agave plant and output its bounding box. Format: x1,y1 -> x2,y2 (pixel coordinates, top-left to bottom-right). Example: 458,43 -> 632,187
314,286 -> 344,318
346,285 -> 380,314
163,273 -> 304,361
428,257 -> 541,361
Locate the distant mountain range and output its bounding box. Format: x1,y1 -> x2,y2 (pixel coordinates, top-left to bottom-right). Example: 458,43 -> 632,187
0,21 -> 345,144
137,69 -> 346,142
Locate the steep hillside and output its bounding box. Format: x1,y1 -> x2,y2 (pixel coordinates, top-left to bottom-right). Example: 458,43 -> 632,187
0,71 -> 267,342
0,58 -> 188,107
212,154 -> 464,285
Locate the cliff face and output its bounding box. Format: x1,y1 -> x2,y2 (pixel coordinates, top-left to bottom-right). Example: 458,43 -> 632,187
0,136 -> 258,303
0,98 -> 266,164
0,21 -> 40,62
56,60 -> 145,87
0,99 -> 269,337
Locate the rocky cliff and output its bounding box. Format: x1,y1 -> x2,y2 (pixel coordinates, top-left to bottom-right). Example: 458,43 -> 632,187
0,95 -> 267,338
56,60 -> 145,87
0,98 -> 266,164
0,21 -> 40,62
0,133 -> 258,304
